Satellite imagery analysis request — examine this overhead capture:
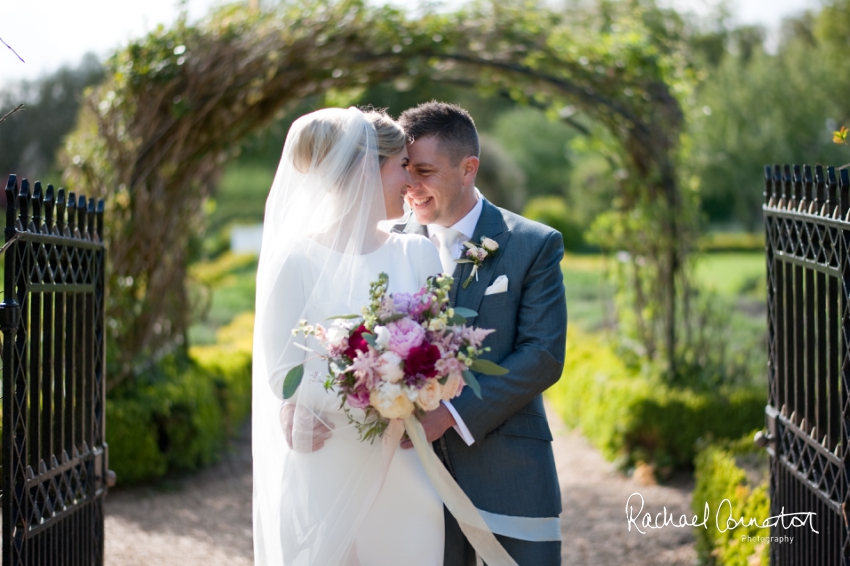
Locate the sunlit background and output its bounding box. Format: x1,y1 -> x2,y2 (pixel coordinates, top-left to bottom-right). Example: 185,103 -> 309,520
1,0 -> 816,82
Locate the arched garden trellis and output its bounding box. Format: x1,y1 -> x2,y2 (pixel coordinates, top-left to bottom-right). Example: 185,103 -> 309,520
60,0 -> 693,386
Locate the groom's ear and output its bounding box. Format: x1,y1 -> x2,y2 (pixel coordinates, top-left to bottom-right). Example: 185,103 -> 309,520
460,155 -> 479,184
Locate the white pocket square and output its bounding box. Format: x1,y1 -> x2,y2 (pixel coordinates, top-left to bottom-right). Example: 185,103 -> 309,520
484,275 -> 508,296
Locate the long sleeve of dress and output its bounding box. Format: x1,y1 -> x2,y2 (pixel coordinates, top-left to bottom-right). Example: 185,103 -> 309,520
261,254 -> 309,400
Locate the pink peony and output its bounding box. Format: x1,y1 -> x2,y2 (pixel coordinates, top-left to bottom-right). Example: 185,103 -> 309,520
385,318 -> 426,358
347,386 -> 371,409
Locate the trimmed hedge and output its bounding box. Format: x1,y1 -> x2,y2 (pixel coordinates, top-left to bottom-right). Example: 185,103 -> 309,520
693,434 -> 770,566
546,329 -> 765,474
106,312 -> 253,484
699,232 -> 765,253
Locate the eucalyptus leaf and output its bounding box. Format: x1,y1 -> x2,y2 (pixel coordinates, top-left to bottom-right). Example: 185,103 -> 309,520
470,358 -> 509,376
381,313 -> 406,323
462,369 -> 482,399
362,332 -> 377,348
448,314 -> 468,325
283,364 -> 304,399
453,307 -> 478,318
325,314 -> 362,320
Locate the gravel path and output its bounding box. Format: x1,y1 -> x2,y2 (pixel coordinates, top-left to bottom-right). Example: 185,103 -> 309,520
104,403 -> 698,565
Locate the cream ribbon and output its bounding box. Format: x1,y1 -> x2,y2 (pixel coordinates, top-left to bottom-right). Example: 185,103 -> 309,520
402,416 -> 519,566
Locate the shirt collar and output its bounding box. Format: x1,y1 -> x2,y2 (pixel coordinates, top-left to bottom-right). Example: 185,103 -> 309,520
426,190 -> 483,241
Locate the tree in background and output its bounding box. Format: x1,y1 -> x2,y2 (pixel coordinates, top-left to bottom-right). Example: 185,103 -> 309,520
0,54 -> 104,183
684,7 -> 848,230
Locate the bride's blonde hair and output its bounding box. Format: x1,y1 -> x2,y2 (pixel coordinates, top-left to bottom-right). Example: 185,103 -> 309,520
290,108 -> 406,173
362,108 -> 407,166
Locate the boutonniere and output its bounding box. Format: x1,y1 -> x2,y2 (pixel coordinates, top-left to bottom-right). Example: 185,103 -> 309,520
456,236 -> 500,289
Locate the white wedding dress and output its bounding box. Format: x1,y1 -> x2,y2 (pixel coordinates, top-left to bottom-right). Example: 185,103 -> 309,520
258,231 -> 445,565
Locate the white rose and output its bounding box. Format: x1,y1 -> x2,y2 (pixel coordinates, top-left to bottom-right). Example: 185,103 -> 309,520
416,379 -> 443,411
481,237 -> 499,252
374,325 -> 391,349
441,371 -> 464,400
324,323 -> 349,349
377,351 -> 404,383
370,383 -> 414,419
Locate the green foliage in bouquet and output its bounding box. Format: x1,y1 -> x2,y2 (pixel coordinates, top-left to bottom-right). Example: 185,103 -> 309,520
693,433 -> 770,566
546,329 -> 764,475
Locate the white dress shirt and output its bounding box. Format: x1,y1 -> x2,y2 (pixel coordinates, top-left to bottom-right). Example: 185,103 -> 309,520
425,194 -> 483,446
426,196 -> 484,268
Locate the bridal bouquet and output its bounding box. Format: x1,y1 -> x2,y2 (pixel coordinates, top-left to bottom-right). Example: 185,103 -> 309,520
283,273 -> 507,441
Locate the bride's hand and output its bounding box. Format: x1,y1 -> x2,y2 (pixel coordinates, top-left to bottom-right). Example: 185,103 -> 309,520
280,402 -> 335,452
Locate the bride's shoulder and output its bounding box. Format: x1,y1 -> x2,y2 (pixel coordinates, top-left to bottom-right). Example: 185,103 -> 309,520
386,232 -> 437,253
385,232 -> 441,275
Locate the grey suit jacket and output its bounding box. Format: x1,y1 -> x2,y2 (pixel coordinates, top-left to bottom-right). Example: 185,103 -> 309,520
398,198 -> 567,520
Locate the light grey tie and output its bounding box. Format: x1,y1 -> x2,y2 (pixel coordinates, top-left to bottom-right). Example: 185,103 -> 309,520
434,228 -> 462,275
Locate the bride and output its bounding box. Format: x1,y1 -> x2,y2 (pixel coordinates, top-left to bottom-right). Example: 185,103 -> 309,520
252,107 -> 445,565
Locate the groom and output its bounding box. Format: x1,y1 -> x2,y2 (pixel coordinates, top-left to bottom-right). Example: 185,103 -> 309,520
396,101 -> 567,565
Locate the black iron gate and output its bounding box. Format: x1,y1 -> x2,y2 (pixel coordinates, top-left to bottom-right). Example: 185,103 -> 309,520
762,164 -> 849,565
0,175 -> 110,566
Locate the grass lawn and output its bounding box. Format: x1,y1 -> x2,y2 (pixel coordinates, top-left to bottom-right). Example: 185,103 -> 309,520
560,250 -> 768,386
694,252 -> 766,299
188,252 -> 258,345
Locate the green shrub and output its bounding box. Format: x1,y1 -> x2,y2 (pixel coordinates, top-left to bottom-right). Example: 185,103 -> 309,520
105,395 -> 167,484
522,196 -> 587,252
106,313 -> 253,485
693,434 -> 770,566
546,329 -> 765,473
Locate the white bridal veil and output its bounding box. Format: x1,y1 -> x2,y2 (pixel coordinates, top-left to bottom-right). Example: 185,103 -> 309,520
251,107 -> 393,565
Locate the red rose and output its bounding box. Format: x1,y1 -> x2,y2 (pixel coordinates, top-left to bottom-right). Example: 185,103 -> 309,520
344,324 -> 371,360
404,343 -> 441,378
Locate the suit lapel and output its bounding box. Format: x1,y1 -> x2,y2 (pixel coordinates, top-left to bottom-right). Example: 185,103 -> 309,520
450,200 -> 511,317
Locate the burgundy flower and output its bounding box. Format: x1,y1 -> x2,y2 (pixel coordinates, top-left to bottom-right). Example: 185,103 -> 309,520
404,343 -> 441,379
344,324 -> 370,360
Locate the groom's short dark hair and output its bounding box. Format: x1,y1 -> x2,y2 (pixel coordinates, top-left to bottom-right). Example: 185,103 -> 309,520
399,101 -> 480,164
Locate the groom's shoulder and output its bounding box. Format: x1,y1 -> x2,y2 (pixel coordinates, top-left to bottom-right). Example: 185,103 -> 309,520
496,205 -> 560,243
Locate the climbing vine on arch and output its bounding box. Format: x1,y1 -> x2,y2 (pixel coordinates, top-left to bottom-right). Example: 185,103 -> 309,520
60,0 -> 696,387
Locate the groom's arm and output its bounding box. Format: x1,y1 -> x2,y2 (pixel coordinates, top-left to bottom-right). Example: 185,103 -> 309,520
450,230 -> 567,442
